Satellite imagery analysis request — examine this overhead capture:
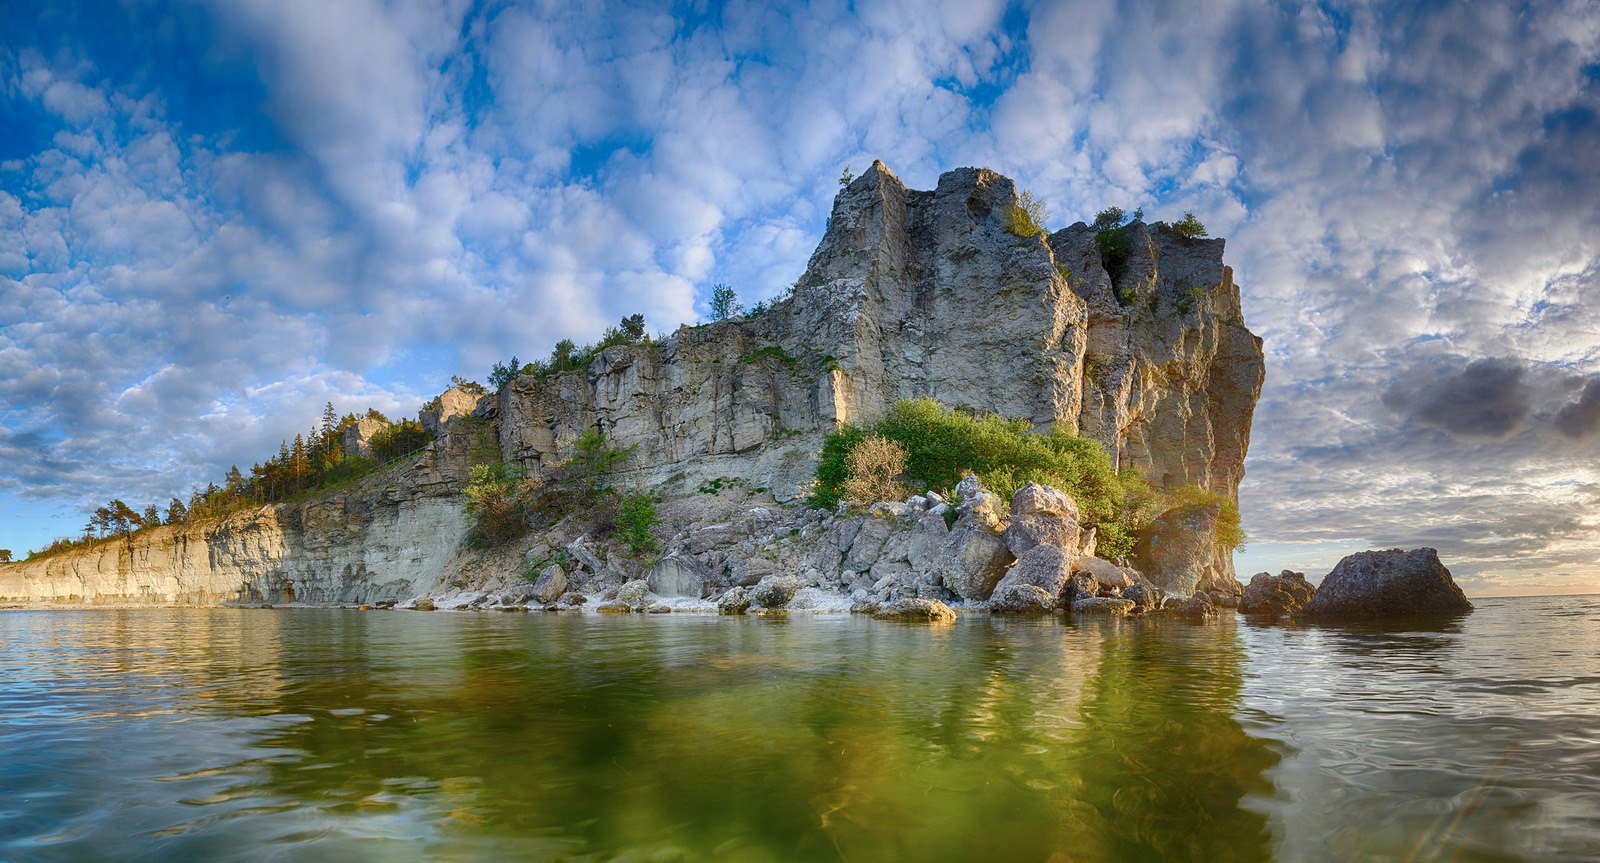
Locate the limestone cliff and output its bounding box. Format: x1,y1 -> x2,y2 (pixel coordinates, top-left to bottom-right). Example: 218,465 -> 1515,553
0,162 -> 1263,606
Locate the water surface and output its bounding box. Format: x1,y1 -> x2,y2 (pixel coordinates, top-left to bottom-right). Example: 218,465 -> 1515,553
1,598 -> 1596,861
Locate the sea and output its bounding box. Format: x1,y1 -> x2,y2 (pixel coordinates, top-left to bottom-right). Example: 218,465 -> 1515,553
2,597 -> 1597,862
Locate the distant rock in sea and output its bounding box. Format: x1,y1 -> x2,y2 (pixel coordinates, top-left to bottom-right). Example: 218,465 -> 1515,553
1302,548 -> 1473,620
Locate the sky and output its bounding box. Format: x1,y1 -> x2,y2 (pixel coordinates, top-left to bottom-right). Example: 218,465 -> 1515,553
1,0 -> 1598,596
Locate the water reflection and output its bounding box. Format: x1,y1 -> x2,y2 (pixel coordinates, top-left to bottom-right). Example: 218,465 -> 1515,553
9,603 -> 1594,861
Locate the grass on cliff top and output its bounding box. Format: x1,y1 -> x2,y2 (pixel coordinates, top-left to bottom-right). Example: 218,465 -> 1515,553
809,398 -> 1241,559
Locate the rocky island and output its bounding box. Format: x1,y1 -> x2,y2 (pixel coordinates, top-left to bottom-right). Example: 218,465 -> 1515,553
0,162 -> 1466,619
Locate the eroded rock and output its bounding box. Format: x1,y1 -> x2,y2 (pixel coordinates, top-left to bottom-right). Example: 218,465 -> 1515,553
873,598 -> 957,623
1240,570 -> 1315,617
1302,548 -> 1472,620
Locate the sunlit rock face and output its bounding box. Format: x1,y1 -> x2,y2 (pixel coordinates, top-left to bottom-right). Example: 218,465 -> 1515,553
2,163 -> 1262,604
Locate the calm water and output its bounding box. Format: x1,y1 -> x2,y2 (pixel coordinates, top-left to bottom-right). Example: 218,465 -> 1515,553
1,599 -> 1597,862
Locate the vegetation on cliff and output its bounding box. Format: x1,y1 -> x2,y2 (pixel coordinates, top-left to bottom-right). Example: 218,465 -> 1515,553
810,398 -> 1241,559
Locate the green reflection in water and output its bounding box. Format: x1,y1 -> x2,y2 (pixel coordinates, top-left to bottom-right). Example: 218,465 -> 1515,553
2,609 -> 1281,862
228,613 -> 1278,861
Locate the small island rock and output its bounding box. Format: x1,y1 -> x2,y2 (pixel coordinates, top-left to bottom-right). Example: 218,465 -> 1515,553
1240,570 -> 1315,617
1302,548 -> 1473,620
873,598 -> 957,623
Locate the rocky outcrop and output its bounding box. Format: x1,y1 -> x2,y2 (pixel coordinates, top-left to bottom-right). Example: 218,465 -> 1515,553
1302,548 -> 1473,620
1,163 -> 1262,608
341,416 -> 391,459
1240,570 -> 1315,617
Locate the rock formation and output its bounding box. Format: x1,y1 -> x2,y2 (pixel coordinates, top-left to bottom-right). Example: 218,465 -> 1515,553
1302,548 -> 1473,620
0,163 -> 1264,608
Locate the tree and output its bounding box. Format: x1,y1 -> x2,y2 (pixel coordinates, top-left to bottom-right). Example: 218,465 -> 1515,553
0,549 -> 11,563
1092,207 -> 1125,232
620,313 -> 646,341
321,401 -> 338,440
709,284 -> 741,321
1003,189 -> 1050,238
839,166 -> 854,187
489,355 -> 521,390
143,504 -> 161,527
551,338 -> 578,372
166,497 -> 188,525
1172,211 -> 1207,238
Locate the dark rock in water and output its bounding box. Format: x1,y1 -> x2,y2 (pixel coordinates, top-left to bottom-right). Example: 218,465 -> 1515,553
413,598 -> 435,611
1302,548 -> 1472,620
1072,596 -> 1135,616
1241,570 -> 1316,617
992,545 -> 1074,608
873,598 -> 957,623
1122,583 -> 1166,612
1061,572 -> 1100,606
1171,595 -> 1220,619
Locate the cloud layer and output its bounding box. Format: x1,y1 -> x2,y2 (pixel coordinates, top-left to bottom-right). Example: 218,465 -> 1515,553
2,0 -> 1598,593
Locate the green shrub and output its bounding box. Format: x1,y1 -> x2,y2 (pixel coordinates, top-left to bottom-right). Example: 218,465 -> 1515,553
464,462 -> 531,547
808,398 -> 1242,560
618,494 -> 660,555
1004,189 -> 1050,238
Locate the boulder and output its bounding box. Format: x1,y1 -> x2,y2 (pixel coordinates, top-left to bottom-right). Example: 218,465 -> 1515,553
594,601 -> 632,614
1074,556 -> 1133,591
937,520 -> 1014,600
1061,571 -> 1100,606
1131,503 -> 1219,596
994,545 -> 1075,602
616,579 -> 652,609
716,586 -> 752,615
989,583 -> 1056,615
647,556 -> 708,598
530,565 -> 568,604
955,475 -> 1004,530
750,575 -> 801,609
1004,513 -> 1082,557
413,598 -> 435,611
873,598 -> 957,623
1122,583 -> 1166,612
1240,570 -> 1315,617
1072,597 -> 1135,616
1171,595 -> 1220,619
1302,548 -> 1473,620
1010,483 -> 1080,519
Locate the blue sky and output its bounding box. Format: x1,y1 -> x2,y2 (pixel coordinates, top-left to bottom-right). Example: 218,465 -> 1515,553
2,0 -> 1598,595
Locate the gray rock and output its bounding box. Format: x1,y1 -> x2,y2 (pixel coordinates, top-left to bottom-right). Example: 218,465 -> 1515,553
531,564 -> 568,604
936,522 -> 1014,600
645,602 -> 673,614
906,512 -> 951,572
990,583 -> 1056,615
1239,570 -> 1315,616
716,586 -> 751,615
413,598 -> 435,611
1010,483 -> 1080,520
1072,596 -> 1136,616
732,557 -> 779,587
1122,583 -> 1165,612
565,538 -> 606,575
1004,513 -> 1082,557
873,598 -> 957,623
594,600 -> 632,614
1302,548 -> 1473,620
1074,556 -> 1134,591
647,556 -> 708,598
750,575 -> 801,608
994,545 -> 1075,602
845,518 -> 893,572
616,579 -> 651,609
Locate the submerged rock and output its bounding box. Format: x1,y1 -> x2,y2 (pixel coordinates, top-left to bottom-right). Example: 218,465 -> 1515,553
873,598 -> 957,623
1302,548 -> 1472,620
1240,570 -> 1315,617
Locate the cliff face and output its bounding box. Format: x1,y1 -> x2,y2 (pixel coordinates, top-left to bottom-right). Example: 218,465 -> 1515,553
0,162 -> 1263,605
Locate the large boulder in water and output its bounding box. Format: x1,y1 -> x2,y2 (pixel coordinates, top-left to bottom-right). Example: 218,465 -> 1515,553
1240,570 -> 1315,617
1302,548 -> 1472,620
